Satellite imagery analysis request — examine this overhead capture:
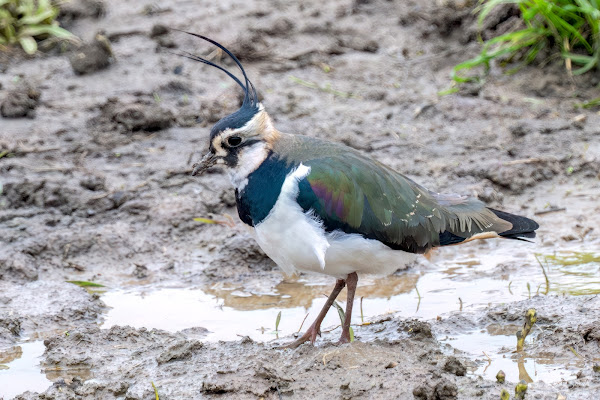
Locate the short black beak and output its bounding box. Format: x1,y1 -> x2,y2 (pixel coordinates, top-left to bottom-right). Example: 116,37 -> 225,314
191,152 -> 218,176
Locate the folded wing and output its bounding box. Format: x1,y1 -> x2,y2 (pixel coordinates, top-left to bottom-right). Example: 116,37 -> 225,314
296,154 -> 537,254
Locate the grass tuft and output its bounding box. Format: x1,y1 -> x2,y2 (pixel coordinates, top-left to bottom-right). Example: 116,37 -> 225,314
0,0 -> 78,54
452,0 -> 600,83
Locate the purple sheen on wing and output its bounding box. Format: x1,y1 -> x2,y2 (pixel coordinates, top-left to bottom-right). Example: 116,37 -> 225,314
334,192 -> 346,218
309,181 -> 349,220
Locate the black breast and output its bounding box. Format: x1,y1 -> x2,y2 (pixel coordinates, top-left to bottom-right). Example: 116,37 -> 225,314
235,153 -> 293,226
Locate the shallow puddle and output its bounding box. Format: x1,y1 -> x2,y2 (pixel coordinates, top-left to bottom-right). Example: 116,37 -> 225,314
0,342 -> 50,399
100,241 -> 600,384
2,241 -> 598,396
442,329 -> 583,384
539,251 -> 600,296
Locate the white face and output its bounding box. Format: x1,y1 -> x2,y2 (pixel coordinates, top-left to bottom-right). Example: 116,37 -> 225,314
207,105 -> 276,189
227,141 -> 269,190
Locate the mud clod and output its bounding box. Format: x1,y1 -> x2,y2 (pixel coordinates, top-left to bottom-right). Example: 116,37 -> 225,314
156,339 -> 203,364
59,0 -> 106,23
413,378 -> 458,400
79,175 -> 106,192
251,17 -> 295,37
510,124 -> 532,138
113,104 -> 173,131
0,82 -> 41,118
228,33 -> 270,62
399,320 -> 433,340
442,356 -> 466,376
91,97 -> 174,133
0,316 -> 21,337
201,381 -> 235,394
0,252 -> 39,281
69,35 -> 114,75
338,35 -> 379,53
150,24 -> 169,38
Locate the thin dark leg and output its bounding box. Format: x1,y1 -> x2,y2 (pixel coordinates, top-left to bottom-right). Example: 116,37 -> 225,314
339,272 -> 358,344
285,278 -> 346,349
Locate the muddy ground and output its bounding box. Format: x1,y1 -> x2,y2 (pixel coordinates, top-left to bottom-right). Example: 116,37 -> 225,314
1,0 -> 600,399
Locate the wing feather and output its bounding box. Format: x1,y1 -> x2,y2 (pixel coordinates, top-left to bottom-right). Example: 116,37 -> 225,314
295,154 -> 512,254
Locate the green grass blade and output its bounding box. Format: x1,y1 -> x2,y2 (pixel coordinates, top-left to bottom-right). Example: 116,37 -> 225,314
332,301 -> 354,342
18,36 -> 36,54
151,382 -> 160,400
563,51 -> 595,62
578,96 -> 600,108
193,217 -> 218,224
19,9 -> 56,25
20,24 -> 76,39
572,56 -> 599,73
275,311 -> 281,332
66,280 -> 105,288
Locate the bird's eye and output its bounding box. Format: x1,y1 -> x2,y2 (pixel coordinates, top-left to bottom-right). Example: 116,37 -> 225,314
226,136 -> 242,147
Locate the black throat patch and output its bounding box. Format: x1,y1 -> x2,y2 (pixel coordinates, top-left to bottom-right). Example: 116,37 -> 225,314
235,153 -> 294,226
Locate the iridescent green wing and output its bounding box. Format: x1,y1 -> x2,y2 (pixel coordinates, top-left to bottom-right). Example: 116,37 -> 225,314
296,154 -> 511,253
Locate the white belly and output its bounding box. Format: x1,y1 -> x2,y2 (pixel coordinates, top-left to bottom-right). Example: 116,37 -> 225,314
253,164 -> 416,279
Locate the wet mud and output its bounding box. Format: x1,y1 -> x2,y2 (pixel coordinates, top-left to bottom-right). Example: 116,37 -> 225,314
1,0 -> 600,399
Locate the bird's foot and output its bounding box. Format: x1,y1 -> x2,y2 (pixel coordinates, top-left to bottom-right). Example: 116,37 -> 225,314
283,323 -> 320,349
336,329 -> 352,345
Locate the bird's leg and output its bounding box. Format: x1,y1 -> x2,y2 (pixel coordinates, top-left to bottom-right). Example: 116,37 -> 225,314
338,272 -> 358,344
284,278 -> 346,349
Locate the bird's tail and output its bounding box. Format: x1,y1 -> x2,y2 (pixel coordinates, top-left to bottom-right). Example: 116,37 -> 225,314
437,207 -> 539,247
488,208 -> 539,241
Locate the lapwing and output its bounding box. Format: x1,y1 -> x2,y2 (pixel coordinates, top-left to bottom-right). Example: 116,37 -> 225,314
184,33 -> 539,348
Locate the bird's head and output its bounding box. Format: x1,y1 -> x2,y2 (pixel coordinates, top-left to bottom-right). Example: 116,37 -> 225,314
182,34 -> 279,178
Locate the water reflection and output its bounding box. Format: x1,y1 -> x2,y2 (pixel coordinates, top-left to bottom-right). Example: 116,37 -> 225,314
0,342 -> 49,399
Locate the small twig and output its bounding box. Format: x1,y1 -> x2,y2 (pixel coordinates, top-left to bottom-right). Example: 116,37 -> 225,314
10,162 -> 70,172
568,346 -> 584,359
482,351 -> 492,361
534,207 -> 566,216
296,312 -> 309,333
482,351 -> 492,373
360,296 -> 364,324
13,146 -> 60,154
503,158 -> 544,166
564,37 -> 572,75
321,324 -> 341,333
534,255 -> 550,295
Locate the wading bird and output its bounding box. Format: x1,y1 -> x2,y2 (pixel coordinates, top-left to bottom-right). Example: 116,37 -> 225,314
185,33 -> 539,348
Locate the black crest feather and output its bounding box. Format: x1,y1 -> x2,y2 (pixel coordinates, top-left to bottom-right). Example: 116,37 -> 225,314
174,30 -> 259,108
174,30 -> 261,138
